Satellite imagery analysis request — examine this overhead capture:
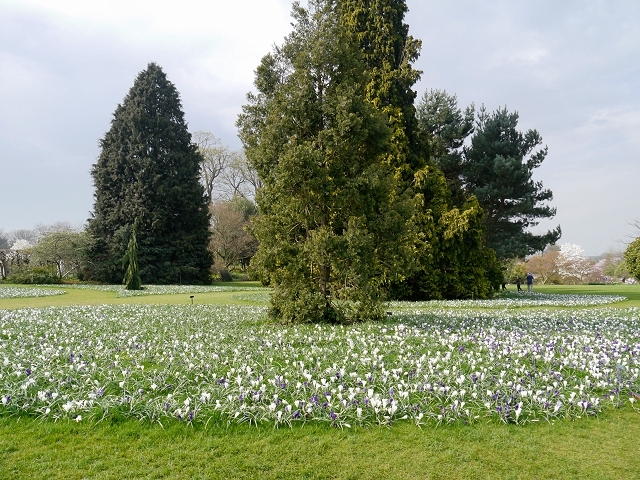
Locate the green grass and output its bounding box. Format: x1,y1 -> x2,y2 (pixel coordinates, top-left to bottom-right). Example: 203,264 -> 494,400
504,283 -> 640,308
0,282 -> 267,310
2,283 -> 639,310
1,409 -> 639,479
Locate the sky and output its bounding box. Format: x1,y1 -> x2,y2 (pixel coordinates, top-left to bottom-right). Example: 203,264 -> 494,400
1,0 -> 639,256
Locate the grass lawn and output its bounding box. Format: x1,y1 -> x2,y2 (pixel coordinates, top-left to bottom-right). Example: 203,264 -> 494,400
511,283 -> 640,308
1,282 -> 639,478
1,409 -> 639,479
0,282 -> 267,310
1,282 -> 639,309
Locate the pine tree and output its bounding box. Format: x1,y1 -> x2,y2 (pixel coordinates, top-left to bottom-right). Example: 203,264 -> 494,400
416,89 -> 475,207
238,0 -> 412,323
463,106 -> 561,259
88,63 -> 212,284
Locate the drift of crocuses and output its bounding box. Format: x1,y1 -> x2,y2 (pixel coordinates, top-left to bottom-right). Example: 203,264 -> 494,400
0,300 -> 638,427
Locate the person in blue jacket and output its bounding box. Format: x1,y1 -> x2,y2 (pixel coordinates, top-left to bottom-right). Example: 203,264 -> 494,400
526,273 -> 534,292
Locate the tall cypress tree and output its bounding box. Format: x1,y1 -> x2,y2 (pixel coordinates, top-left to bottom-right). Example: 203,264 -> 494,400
340,0 -> 424,177
88,63 -> 212,284
238,0 -> 412,324
122,219 -> 141,290
341,1 -> 500,299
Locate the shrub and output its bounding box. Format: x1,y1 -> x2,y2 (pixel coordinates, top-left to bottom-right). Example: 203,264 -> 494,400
7,265 -> 60,284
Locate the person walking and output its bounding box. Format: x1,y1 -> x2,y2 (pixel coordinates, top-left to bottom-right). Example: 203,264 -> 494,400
516,276 -> 522,292
526,273 -> 534,293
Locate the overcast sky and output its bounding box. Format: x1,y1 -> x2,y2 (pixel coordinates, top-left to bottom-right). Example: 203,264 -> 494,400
1,0 -> 638,256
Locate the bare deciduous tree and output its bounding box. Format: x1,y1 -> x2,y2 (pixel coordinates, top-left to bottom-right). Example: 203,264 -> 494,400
221,152 -> 249,199
526,250 -> 560,284
209,199 -> 258,276
193,131 -> 233,204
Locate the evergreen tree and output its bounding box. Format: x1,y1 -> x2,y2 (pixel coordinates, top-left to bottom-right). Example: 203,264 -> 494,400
463,106 -> 561,259
88,63 -> 212,284
122,219 -> 141,290
341,0 -> 500,300
238,0 -> 411,323
416,89 -> 474,207
340,0 -> 423,177
390,167 -> 500,300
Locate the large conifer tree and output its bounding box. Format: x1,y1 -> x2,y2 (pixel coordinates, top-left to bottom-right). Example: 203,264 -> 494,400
341,0 -> 500,299
88,63 -> 212,284
340,0 -> 423,177
416,89 -> 475,208
463,107 -> 561,260
238,0 -> 411,323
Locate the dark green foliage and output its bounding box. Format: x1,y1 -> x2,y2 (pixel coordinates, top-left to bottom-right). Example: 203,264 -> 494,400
463,106 -> 561,259
238,0 -> 412,323
625,237 -> 640,281
389,167 -> 500,300
6,265 -> 60,284
340,0 -> 424,177
88,63 -> 212,284
416,89 -> 474,207
341,1 -> 498,300
122,220 -> 142,290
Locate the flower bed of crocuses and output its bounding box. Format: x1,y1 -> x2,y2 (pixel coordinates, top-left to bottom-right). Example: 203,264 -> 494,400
234,292 -> 627,308
389,292 -> 627,309
0,286 -> 66,299
56,284 -> 269,297
0,303 -> 638,427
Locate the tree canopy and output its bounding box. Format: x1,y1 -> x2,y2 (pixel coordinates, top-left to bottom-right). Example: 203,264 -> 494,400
30,227 -> 90,280
625,237 -> 640,281
416,89 -> 474,207
88,63 -> 212,284
238,0 -> 411,323
209,196 -> 258,275
340,0 -> 424,178
462,106 -> 561,259
0,230 -> 9,250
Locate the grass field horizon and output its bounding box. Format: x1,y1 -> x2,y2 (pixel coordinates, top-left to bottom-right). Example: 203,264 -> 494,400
1,282 -> 639,478
1,281 -> 639,309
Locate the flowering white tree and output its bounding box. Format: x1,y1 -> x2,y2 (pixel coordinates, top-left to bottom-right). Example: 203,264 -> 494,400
558,243 -> 593,284
11,239 -> 32,251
